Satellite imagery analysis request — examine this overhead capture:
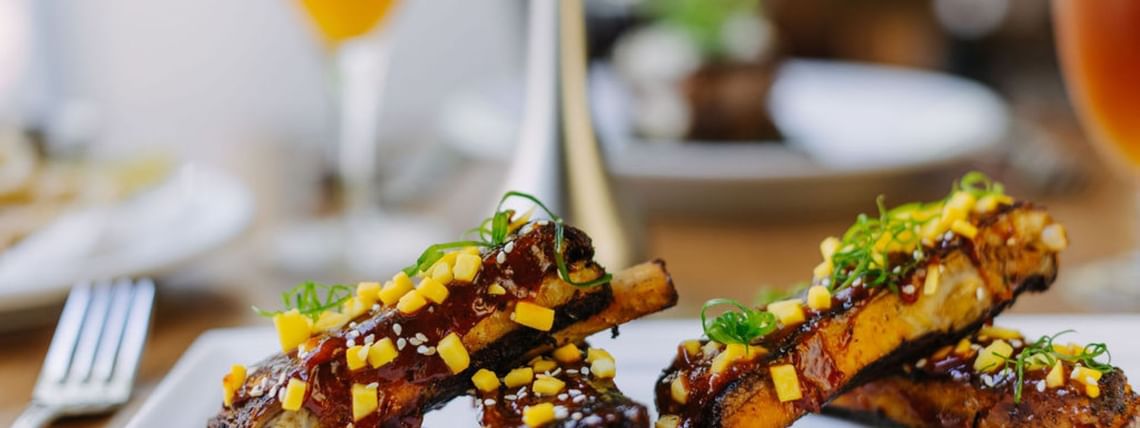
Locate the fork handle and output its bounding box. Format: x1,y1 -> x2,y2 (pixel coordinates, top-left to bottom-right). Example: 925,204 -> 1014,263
12,401 -> 59,428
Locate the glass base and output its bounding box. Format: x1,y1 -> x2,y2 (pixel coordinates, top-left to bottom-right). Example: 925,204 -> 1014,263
1062,251 -> 1140,311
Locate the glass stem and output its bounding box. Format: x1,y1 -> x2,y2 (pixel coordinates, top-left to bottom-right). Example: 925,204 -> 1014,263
334,37 -> 390,216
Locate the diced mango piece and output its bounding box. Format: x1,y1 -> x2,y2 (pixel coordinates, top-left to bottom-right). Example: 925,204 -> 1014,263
504,367 -> 534,388
281,378 -> 307,411
943,191 -> 977,224
356,282 -> 381,306
591,357 -> 616,379
342,296 -> 369,319
462,246 -> 481,256
351,383 -> 377,421
979,325 -> 1021,341
586,348 -> 614,363
313,310 -> 350,332
820,236 -> 841,261
221,364 -> 247,407
379,272 -> 414,306
273,309 -> 313,353
531,358 -> 557,373
553,343 -> 582,364
346,345 -> 369,370
523,402 -> 556,427
437,332 -> 470,374
1041,224 -> 1068,251
429,261 -> 453,284
1071,366 -> 1103,386
806,286 -> 831,311
417,277 -> 449,304
453,253 -> 482,282
671,376 -> 689,404
487,283 -> 507,295
974,194 -> 1012,214
1086,384 -> 1101,398
711,343 -> 746,374
702,341 -> 723,358
439,251 -> 459,268
369,338 -> 398,368
974,340 -> 1013,373
471,368 -> 501,393
924,264 -> 941,296
954,338 -> 973,356
770,364 -> 803,402
1053,342 -> 1084,356
812,260 -> 832,280
681,340 -> 702,357
396,289 -> 428,314
767,299 -> 806,326
950,219 -> 978,239
656,415 -> 682,428
513,301 -> 555,331
533,375 -> 566,395
1046,361 -> 1065,388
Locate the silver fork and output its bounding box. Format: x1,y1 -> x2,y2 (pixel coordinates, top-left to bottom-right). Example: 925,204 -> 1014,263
13,278 -> 155,428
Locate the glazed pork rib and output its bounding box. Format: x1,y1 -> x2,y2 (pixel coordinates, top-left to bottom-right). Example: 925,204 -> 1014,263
826,326 -> 1140,428
475,344 -> 649,428
655,200 -> 1066,428
212,223 -> 676,427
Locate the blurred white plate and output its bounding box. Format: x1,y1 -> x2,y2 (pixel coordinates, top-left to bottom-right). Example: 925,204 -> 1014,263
128,315 -> 1140,427
0,164 -> 252,313
591,59 -> 1009,215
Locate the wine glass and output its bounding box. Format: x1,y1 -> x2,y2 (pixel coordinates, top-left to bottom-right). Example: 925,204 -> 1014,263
1053,0 -> 1140,308
283,0 -> 445,277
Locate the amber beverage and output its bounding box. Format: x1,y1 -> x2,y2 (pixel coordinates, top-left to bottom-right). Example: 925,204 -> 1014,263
299,0 -> 396,44
1054,0 -> 1140,169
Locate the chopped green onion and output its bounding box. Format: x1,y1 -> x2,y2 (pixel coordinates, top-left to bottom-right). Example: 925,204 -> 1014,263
700,298 -> 778,345
253,281 -> 354,321
992,330 -> 1112,403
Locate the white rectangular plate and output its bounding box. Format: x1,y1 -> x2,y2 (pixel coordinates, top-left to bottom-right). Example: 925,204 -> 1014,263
128,315 -> 1140,427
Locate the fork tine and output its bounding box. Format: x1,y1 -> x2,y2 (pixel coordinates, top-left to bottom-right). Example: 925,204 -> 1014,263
42,282 -> 93,383
91,279 -> 134,382
112,279 -> 154,386
67,280 -> 114,382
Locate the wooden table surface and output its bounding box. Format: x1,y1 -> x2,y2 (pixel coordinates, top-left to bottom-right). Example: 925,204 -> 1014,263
0,158 -> 1133,427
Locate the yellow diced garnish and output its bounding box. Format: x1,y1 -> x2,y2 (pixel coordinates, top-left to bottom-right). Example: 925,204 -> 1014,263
437,332 -> 470,374
974,340 -> 1012,373
462,246 -> 481,256
453,253 -> 482,282
591,356 -> 616,379
313,310 -> 350,332
487,283 -> 507,295
396,289 -> 428,314
1041,224 -> 1068,252
748,345 -> 769,358
342,297 -> 369,319
531,358 -> 558,373
656,415 -> 682,428
586,348 -> 614,363
379,272 -> 415,306
1046,361 -> 1065,388
1071,366 -> 1103,386
351,383 -> 377,421
681,340 -> 702,357
979,325 -> 1021,341
950,219 -> 978,239
417,277 -> 449,304
807,286 -> 831,311
273,309 -> 313,353
369,338 -> 398,368
711,343 -> 746,374
504,367 -> 535,388
767,299 -> 806,326
670,376 -> 689,404
974,194 -> 1012,214
922,217 -> 949,243
523,402 -> 556,427
943,191 -> 977,224
222,364 -> 247,407
472,368 -> 501,393
812,261 -> 832,280
513,301 -> 555,331
931,345 -> 954,361
429,261 -> 453,284
924,264 -> 941,296
356,281 -> 381,306
954,338 -> 973,356
1086,384 -> 1101,398
770,364 -> 803,402
1053,342 -> 1083,356
553,343 -> 582,364
533,375 -> 566,395
281,378 -> 307,411
820,236 -> 841,261
439,251 -> 459,268
346,345 -> 369,370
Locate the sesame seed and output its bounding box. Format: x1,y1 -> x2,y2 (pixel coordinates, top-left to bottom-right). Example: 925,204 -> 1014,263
504,241 -> 515,253
557,393 -> 568,401
393,323 -> 402,336
357,346 -> 369,360
581,367 -> 590,376
349,322 -> 358,329
416,333 -> 428,342
483,398 -> 496,406
496,252 -> 506,265
1057,389 -> 1068,396
366,382 -> 379,389
550,368 -> 562,377
943,231 -> 955,241
417,345 -> 430,354
566,369 -> 578,375
976,288 -> 986,301
568,389 -> 582,397
572,412 -> 583,420
1036,381 -> 1046,392
347,330 -> 361,339
537,220 -> 549,226
554,405 -> 569,419
915,358 -> 927,369
364,334 -> 375,346
573,395 -> 587,404
1006,237 -> 1017,246
504,394 -> 517,401
268,386 -> 279,399
1011,339 -> 1023,348
371,304 -> 381,312
425,347 -> 437,356
347,339 -> 356,347
902,285 -> 916,294
397,338 -> 407,350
